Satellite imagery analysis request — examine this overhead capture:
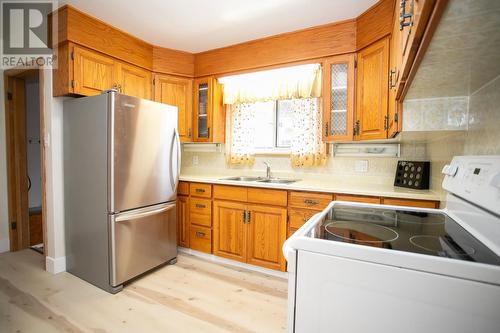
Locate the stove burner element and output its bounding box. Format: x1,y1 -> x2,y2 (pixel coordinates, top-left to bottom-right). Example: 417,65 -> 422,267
410,235 -> 476,256
325,221 -> 399,243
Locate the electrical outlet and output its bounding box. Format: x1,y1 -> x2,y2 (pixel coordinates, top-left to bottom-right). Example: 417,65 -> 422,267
355,160 -> 369,173
192,155 -> 199,166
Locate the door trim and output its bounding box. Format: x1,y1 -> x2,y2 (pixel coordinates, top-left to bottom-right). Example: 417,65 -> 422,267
4,68 -> 48,257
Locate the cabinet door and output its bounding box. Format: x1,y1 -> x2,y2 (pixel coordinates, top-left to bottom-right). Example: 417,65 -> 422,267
246,205 -> 287,271
193,77 -> 211,142
355,37 -> 389,141
73,45 -> 116,96
116,62 -> 152,99
176,195 -> 189,247
193,77 -> 224,143
388,2 -> 403,138
213,200 -> 247,262
323,54 -> 355,141
154,74 -> 193,142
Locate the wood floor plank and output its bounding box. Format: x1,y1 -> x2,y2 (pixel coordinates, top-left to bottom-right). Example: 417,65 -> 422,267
0,250 -> 288,333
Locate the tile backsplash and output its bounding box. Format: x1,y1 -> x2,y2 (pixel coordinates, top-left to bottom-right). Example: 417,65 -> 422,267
181,143 -> 428,187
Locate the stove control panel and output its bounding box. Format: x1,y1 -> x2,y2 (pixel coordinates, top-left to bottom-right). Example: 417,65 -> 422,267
443,156 -> 500,216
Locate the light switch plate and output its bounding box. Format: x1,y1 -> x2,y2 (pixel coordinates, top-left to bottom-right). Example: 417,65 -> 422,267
355,160 -> 369,173
192,155 -> 199,166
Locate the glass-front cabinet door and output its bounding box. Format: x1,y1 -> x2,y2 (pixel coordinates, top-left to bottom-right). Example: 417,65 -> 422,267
193,78 -> 211,141
322,54 -> 355,141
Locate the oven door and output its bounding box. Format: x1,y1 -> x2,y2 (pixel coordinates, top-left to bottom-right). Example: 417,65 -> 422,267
109,202 -> 177,286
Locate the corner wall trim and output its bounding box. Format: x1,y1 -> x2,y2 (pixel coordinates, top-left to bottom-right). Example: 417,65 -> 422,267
0,238 -> 10,253
45,256 -> 66,274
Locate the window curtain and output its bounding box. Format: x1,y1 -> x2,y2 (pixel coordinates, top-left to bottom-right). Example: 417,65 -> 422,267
225,103 -> 256,165
220,64 -> 322,105
222,63 -> 326,167
290,98 -> 327,168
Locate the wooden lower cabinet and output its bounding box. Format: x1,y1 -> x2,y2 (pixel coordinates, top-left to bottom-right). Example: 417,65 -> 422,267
287,208 -> 319,238
213,200 -> 287,271
190,225 -> 212,253
213,200 -> 247,262
382,197 -> 439,209
246,205 -> 287,271
176,195 -> 189,248
335,194 -> 381,204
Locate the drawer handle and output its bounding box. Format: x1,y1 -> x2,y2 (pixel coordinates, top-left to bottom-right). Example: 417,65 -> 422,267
195,231 -> 205,237
303,199 -> 319,205
195,188 -> 206,193
195,204 -> 206,209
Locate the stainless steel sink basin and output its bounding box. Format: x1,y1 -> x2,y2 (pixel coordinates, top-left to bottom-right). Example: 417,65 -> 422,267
220,176 -> 264,182
257,178 -> 299,184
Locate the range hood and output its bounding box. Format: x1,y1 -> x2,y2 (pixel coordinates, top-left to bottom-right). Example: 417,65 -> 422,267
401,0 -> 500,134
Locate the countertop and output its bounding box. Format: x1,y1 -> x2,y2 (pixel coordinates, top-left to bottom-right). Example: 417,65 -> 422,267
180,173 -> 441,201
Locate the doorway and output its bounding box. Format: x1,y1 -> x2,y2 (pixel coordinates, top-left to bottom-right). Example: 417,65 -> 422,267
4,69 -> 47,256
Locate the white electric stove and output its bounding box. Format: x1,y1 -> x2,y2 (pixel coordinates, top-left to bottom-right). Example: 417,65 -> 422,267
283,156 -> 500,333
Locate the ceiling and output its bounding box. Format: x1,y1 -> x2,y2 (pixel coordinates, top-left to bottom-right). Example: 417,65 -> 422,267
59,0 -> 378,53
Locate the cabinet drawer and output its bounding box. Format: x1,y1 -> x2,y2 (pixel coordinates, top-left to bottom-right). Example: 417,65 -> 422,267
288,191 -> 332,209
288,208 -> 319,229
190,183 -> 212,198
288,227 -> 299,238
189,198 -> 212,227
335,194 -> 381,204
213,185 -> 248,202
247,188 -> 287,206
190,226 -> 212,253
382,198 -> 439,209
190,198 -> 211,215
178,181 -> 189,195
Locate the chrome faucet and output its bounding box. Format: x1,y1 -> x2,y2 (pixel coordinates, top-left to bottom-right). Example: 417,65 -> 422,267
263,162 -> 271,179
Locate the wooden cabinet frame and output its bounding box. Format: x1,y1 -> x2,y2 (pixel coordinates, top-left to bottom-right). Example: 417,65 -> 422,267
322,54 -> 356,142
193,77 -> 224,143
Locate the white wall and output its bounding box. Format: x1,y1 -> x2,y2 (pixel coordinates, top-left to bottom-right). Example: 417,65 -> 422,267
0,69 -> 10,253
42,69 -> 68,273
25,78 -> 42,209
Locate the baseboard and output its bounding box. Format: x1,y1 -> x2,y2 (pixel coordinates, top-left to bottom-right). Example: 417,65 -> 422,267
178,247 -> 288,280
0,238 -> 10,253
45,256 -> 66,274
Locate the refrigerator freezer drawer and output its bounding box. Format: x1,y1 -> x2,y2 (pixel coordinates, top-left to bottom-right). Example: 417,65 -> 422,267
110,202 -> 177,286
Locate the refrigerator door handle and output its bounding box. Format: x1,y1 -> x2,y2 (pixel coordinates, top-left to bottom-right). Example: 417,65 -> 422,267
114,202 -> 176,222
169,129 -> 181,193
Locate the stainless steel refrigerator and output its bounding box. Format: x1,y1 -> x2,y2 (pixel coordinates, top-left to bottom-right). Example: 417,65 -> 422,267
63,91 -> 180,293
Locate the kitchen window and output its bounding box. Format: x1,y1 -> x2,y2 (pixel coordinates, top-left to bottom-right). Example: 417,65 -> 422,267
253,100 -> 294,152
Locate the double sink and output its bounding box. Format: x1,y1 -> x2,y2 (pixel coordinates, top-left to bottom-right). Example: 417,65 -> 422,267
220,176 -> 299,184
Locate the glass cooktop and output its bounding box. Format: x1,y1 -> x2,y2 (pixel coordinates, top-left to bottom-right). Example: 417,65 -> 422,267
308,204 -> 500,266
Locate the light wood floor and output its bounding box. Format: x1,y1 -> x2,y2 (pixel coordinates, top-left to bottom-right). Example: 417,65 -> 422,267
0,250 -> 288,333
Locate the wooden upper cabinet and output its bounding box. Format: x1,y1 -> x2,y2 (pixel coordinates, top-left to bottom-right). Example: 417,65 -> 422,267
55,43 -> 153,100
213,200 -> 247,262
73,45 -> 116,96
193,77 -> 224,143
116,62 -> 152,99
355,37 -> 390,141
246,204 -> 287,271
388,0 -> 403,138
322,54 -> 356,141
154,74 -> 193,142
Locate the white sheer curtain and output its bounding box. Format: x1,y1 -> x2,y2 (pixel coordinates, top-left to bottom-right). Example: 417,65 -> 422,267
221,63 -> 326,167
225,103 -> 256,165
290,98 -> 327,167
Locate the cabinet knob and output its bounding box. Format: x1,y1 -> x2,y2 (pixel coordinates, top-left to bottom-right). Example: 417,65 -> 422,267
195,231 -> 205,237
195,188 -> 205,193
